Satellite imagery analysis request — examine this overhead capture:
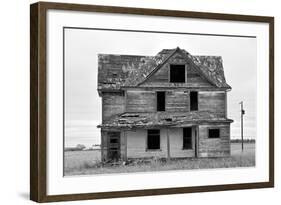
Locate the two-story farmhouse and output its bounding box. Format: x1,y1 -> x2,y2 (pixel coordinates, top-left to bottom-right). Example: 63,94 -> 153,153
97,47 -> 233,162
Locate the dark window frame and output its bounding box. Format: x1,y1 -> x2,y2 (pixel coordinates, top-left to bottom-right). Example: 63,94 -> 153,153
147,129 -> 161,150
169,64 -> 186,83
183,127 -> 193,150
208,128 -> 220,139
190,91 -> 198,111
156,91 -> 166,111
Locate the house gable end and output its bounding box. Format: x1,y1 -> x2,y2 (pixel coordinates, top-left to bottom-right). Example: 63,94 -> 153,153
139,50 -> 215,88
97,48 -> 231,91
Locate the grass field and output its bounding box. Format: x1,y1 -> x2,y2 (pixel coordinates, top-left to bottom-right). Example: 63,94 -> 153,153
64,143 -> 255,176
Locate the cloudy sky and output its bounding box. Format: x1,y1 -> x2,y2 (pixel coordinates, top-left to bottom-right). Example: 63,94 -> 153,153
64,28 -> 256,148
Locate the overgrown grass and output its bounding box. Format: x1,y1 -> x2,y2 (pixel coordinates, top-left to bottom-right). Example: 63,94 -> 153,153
64,143 -> 255,176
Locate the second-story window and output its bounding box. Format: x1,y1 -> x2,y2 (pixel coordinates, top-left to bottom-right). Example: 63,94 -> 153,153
190,91 -> 198,111
157,91 -> 165,111
170,64 -> 185,83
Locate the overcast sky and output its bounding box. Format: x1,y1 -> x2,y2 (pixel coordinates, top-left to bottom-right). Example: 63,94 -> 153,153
64,28 -> 256,147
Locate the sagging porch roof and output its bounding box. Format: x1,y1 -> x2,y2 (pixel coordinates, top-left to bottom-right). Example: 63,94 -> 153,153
97,111 -> 233,129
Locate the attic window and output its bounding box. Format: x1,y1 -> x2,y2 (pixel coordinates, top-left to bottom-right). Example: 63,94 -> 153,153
209,129 -> 220,138
170,64 -> 185,83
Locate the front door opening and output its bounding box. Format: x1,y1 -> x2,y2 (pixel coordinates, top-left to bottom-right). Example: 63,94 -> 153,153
108,132 -> 120,160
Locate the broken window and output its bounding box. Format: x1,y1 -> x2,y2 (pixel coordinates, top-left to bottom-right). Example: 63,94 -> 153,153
190,91 -> 198,111
147,129 -> 160,150
209,129 -> 220,138
157,91 -> 165,111
170,64 -> 185,83
183,127 -> 192,149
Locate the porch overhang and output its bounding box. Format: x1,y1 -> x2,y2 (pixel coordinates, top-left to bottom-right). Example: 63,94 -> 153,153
97,111 -> 233,129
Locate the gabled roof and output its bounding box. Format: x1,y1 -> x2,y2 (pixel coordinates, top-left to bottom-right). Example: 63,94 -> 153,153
98,47 -> 231,92
98,111 -> 233,129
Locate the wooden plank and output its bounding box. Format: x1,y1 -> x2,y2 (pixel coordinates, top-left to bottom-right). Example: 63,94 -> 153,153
199,91 -> 226,116
102,92 -> 125,122
167,128 -> 170,161
126,90 -> 155,112
195,126 -> 199,158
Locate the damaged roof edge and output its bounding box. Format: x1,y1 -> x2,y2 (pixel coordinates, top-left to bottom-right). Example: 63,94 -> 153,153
97,111 -> 234,129
97,119 -> 234,129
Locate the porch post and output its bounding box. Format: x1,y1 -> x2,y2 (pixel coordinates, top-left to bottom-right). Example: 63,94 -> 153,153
195,126 -> 199,158
124,130 -> 127,161
166,128 -> 171,161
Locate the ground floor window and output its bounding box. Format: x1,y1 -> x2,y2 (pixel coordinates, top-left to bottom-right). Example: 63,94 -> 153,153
208,128 -> 220,138
183,127 -> 192,149
147,129 -> 160,150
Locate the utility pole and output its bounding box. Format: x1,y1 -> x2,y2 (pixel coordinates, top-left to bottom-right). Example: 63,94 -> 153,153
239,101 -> 245,152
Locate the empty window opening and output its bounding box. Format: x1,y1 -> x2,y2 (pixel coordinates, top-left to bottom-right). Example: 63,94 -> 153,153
110,138 -> 119,144
209,129 -> 220,138
190,91 -> 198,111
183,127 -> 192,149
170,64 -> 185,83
157,91 -> 166,111
147,129 -> 160,150
164,118 -> 172,122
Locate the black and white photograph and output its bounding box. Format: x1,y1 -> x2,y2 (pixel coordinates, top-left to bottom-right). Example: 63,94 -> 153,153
63,28 -> 256,176
28,2 -> 274,202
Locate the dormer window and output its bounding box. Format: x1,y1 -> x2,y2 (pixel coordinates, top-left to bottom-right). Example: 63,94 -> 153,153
170,64 -> 185,83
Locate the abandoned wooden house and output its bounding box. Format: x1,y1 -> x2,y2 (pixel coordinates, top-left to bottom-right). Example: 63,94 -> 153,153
97,47 -> 233,161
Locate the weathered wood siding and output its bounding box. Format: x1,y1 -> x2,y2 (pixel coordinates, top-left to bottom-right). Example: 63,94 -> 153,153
199,91 -> 226,117
102,92 -> 125,122
166,90 -> 189,112
169,127 -> 195,158
126,128 -> 195,158
126,129 -> 167,158
125,90 -> 226,114
102,125 -> 230,160
101,130 -> 108,161
198,124 -> 230,157
126,90 -> 155,112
